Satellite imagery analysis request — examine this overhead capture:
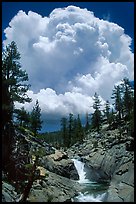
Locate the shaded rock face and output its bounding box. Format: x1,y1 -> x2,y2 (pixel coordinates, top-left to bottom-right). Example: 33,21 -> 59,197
84,163 -> 110,182
39,150 -> 79,180
27,169 -> 80,202
106,159 -> 134,202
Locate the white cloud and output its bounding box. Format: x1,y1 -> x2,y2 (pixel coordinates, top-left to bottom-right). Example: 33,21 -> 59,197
15,88 -> 93,116
15,88 -> 94,131
3,5 -> 134,130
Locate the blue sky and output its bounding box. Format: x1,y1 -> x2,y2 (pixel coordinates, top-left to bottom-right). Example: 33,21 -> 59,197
2,2 -> 134,132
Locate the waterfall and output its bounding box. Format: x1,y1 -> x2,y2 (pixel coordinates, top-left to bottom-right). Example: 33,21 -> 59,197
72,159 -> 90,183
72,158 -> 107,202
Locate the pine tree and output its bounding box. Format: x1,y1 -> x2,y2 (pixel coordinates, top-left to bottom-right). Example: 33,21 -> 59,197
108,108 -> 116,128
85,112 -> 90,132
2,41 -> 31,170
76,114 -> 84,143
103,100 -> 110,125
30,100 -> 42,136
72,118 -> 78,144
60,117 -> 68,147
111,85 -> 123,124
68,113 -> 74,147
121,78 -> 134,121
91,92 -> 102,132
121,78 -> 134,138
2,41 -> 31,127
15,107 -> 30,127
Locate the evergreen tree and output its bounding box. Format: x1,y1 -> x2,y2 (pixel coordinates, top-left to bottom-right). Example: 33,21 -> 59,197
30,100 -> 42,136
108,108 -> 116,129
2,41 -> 31,170
15,107 -> 30,127
121,78 -> 134,138
68,113 -> 74,147
73,118 -> 78,144
121,78 -> 134,121
129,107 -> 134,138
76,114 -> 84,143
85,112 -> 90,132
103,100 -> 110,125
60,117 -> 68,147
111,85 -> 123,124
2,41 -> 31,127
91,92 -> 102,132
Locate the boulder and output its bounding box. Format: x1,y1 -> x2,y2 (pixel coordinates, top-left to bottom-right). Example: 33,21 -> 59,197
50,150 -> 68,161
39,150 -> 79,180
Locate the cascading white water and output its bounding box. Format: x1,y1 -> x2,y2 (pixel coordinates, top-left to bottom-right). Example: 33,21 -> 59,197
75,192 -> 106,202
72,159 -> 90,183
72,158 -> 107,202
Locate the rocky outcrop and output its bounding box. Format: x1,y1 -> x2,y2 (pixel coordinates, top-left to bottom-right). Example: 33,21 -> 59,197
27,168 -> 80,202
83,143 -> 134,202
106,158 -> 134,202
39,150 -> 79,180
67,129 -> 134,202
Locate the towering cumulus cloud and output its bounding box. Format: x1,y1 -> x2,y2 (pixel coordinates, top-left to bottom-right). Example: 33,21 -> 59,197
3,5 -> 134,128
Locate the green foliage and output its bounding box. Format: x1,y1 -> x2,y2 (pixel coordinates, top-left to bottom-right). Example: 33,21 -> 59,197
121,78 -> 134,120
60,113 -> 84,147
68,113 -> 74,147
2,41 -> 31,108
108,108 -> 116,129
15,107 -> 30,127
34,147 -> 46,157
91,92 -> 102,132
111,85 -> 123,124
39,131 -> 62,147
30,100 -> 43,135
103,100 -> 110,125
60,117 -> 68,147
25,163 -> 34,170
2,41 -> 31,172
129,108 -> 134,137
85,112 -> 90,132
18,126 -> 35,137
76,114 -> 84,143
110,78 -> 134,136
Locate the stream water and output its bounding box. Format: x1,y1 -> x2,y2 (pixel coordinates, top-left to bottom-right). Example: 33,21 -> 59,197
72,159 -> 109,202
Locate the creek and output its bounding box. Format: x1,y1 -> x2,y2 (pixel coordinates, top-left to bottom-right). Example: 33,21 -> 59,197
72,159 -> 109,202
